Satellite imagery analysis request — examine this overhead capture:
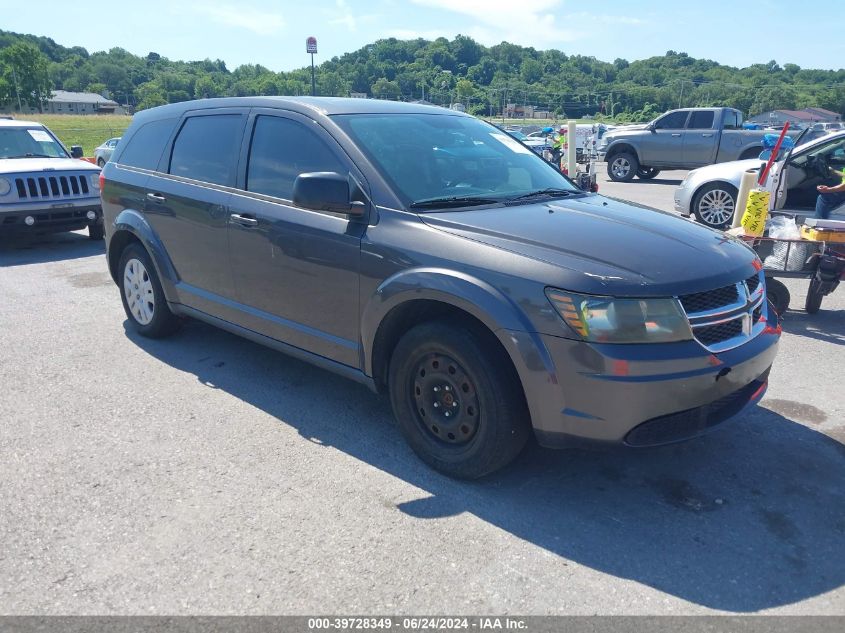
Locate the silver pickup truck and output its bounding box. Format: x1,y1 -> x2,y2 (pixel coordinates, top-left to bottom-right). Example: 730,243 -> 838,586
600,108 -> 796,182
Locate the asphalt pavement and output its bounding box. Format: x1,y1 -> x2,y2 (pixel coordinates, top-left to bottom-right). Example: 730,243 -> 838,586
1,172 -> 843,615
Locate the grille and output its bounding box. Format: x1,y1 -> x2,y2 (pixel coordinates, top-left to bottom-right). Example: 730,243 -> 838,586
679,284 -> 739,315
752,305 -> 762,322
746,273 -> 760,295
14,174 -> 90,200
694,319 -> 743,346
625,376 -> 767,447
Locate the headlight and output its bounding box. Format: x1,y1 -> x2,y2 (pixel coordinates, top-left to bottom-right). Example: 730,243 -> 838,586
90,173 -> 100,190
546,289 -> 693,343
0,178 -> 10,196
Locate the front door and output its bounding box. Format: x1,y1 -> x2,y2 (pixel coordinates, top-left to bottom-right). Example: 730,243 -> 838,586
639,110 -> 689,166
227,111 -> 365,367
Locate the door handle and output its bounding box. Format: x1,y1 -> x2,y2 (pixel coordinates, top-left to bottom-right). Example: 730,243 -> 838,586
671,133 -> 682,137
702,133 -> 713,137
146,192 -> 166,204
230,213 -> 258,227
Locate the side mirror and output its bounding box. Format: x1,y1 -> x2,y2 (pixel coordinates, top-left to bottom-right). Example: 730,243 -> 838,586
70,145 -> 84,158
293,172 -> 365,217
647,123 -> 656,133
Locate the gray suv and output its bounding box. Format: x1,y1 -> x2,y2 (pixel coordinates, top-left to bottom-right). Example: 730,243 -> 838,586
101,98 -> 780,478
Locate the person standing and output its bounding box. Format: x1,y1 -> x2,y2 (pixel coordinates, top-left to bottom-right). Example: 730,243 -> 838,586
815,166 -> 845,219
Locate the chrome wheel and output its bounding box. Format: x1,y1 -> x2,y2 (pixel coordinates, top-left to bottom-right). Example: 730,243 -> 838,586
123,258 -> 155,325
697,189 -> 735,227
610,156 -> 632,179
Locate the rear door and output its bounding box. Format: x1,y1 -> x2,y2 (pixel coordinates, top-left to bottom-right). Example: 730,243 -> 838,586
682,110 -> 718,166
639,110 -> 689,166
226,109 -> 365,366
143,108 -> 247,311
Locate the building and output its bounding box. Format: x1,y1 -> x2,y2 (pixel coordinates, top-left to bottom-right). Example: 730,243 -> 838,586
46,90 -> 123,115
749,108 -> 842,127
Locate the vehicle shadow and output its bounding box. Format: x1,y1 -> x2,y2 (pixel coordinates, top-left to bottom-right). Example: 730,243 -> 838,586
631,178 -> 683,186
126,320 -> 845,613
781,307 -> 845,346
0,231 -> 104,267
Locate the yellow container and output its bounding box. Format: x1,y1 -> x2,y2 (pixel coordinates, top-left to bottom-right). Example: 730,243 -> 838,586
740,189 -> 770,237
800,225 -> 845,243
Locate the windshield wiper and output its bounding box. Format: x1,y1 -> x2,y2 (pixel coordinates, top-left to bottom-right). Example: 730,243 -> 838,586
7,153 -> 55,159
409,195 -> 501,209
507,188 -> 579,201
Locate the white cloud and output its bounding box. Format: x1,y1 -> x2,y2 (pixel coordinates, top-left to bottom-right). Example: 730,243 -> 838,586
192,3 -> 286,36
327,0 -> 380,32
386,28 -> 453,40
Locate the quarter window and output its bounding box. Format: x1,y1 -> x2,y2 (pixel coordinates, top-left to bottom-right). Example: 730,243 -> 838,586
246,116 -> 345,201
169,115 -> 242,186
117,118 -> 178,170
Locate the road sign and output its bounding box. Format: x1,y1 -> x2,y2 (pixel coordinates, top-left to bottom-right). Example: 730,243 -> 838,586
306,37 -> 318,54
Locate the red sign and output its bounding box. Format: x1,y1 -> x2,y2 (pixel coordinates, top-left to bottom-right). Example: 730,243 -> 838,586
306,37 -> 318,54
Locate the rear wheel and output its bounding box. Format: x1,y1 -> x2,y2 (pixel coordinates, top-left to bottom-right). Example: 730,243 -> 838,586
607,152 -> 639,182
97,157 -> 106,167
766,278 -> 791,316
118,242 -> 181,338
692,182 -> 738,229
805,278 -> 824,314
388,320 -> 530,479
636,167 -> 661,180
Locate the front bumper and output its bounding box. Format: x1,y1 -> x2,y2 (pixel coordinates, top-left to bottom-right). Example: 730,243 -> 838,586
1,202 -> 102,235
500,322 -> 779,448
674,179 -> 694,216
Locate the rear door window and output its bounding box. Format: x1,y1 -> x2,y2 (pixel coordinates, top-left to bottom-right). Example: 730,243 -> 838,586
169,115 -> 243,186
246,115 -> 345,201
687,111 -> 715,129
116,118 -> 177,170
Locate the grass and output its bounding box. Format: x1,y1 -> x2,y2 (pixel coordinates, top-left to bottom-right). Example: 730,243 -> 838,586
3,114 -> 133,156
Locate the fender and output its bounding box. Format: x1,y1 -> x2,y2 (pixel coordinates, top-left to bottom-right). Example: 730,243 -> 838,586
110,208 -> 180,304
360,266 -> 554,377
604,141 -> 639,163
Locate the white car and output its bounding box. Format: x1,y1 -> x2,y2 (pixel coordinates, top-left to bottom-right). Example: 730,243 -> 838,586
675,130 -> 845,229
94,137 -> 121,167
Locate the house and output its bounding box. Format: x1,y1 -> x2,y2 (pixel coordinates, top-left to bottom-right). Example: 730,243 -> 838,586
46,90 -> 124,115
749,108 -> 842,126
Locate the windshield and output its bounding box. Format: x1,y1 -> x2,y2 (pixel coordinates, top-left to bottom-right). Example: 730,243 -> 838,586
333,113 -> 580,209
0,127 -> 68,159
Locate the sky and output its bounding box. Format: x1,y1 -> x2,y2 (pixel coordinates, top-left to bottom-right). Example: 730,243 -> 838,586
1,0 -> 842,73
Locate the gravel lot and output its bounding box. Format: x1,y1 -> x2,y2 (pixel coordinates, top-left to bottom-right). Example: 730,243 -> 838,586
1,171 -> 843,615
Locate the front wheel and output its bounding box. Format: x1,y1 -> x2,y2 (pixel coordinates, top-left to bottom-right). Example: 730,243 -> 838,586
805,277 -> 824,314
766,278 -> 791,316
88,222 -> 104,240
636,167 -> 661,180
388,321 -> 530,479
607,152 -> 639,182
118,242 -> 181,338
97,157 -> 106,167
692,182 -> 738,230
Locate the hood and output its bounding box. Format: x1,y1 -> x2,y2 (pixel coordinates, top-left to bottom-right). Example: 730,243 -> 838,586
0,157 -> 100,175
420,194 -> 758,297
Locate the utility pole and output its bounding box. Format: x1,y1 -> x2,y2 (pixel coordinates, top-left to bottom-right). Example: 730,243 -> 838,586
678,80 -> 684,109
11,66 -> 23,112
306,37 -> 318,96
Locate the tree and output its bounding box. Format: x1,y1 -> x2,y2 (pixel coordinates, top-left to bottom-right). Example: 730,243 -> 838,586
0,42 -> 52,111
135,81 -> 167,110
371,77 -> 401,99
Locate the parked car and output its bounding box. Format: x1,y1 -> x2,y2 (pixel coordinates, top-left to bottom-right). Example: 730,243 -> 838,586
0,119 -> 103,239
675,130 -> 845,228
600,108 -> 801,182
94,137 -> 121,167
101,97 -> 780,478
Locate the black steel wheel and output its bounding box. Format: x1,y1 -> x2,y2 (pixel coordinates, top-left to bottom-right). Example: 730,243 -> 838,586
388,320 -> 530,479
88,222 -> 104,240
636,167 -> 661,180
766,277 -> 791,316
805,277 -> 824,314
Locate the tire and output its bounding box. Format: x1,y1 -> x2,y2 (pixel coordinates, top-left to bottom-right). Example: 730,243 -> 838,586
97,157 -> 106,167
692,182 -> 738,230
118,242 -> 181,338
636,167 -> 661,180
388,320 -> 531,479
88,222 -> 104,240
805,277 -> 824,314
739,148 -> 762,160
766,278 -> 791,316
607,152 -> 639,182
